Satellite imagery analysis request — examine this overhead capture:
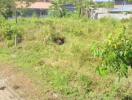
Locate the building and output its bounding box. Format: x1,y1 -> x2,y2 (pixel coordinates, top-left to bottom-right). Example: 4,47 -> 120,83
16,0 -> 132,19
112,0 -> 132,13
94,0 -> 132,12
16,0 -> 52,17
94,0 -> 132,19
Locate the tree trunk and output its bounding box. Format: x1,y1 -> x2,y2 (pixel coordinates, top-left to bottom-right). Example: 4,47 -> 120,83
15,9 -> 18,24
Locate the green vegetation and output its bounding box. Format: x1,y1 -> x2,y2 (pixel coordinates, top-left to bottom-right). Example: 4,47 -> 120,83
0,17 -> 132,99
0,0 -> 36,19
92,26 -> 132,78
96,2 -> 114,8
50,0 -> 115,18
0,0 -> 15,18
50,0 -> 96,18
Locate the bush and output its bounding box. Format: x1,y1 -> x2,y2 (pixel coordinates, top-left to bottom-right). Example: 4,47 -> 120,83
0,18 -> 22,46
93,26 -> 132,78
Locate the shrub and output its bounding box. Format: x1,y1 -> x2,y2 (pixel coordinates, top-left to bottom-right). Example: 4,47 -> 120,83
93,26 -> 132,78
0,18 -> 22,46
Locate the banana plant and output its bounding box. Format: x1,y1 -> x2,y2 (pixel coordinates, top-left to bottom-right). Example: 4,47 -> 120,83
50,0 -> 67,17
72,0 -> 96,17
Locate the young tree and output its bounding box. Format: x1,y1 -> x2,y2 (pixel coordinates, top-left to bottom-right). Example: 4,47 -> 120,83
71,0 -> 95,17
0,0 -> 36,19
50,0 -> 96,18
15,0 -> 36,23
0,0 -> 15,19
50,0 -> 67,17
92,26 -> 132,78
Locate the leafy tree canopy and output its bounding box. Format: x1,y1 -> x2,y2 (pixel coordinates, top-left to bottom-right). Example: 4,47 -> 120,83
0,0 -> 15,18
0,0 -> 35,18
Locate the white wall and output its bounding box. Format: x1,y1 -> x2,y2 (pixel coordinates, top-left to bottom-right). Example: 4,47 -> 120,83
97,13 -> 132,19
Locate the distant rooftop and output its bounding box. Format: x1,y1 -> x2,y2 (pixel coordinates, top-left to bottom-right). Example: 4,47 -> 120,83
16,1 -> 52,9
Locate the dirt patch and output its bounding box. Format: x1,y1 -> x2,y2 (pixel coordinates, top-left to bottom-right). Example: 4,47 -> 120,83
0,86 -> 6,90
0,63 -> 44,100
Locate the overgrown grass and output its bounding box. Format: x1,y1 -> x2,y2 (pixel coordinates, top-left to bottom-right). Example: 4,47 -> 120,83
0,17 -> 132,99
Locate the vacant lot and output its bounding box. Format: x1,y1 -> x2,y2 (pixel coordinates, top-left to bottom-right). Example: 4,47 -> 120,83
0,17 -> 132,100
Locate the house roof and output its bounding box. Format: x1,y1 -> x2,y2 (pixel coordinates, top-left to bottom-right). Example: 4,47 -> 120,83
16,2 -> 52,9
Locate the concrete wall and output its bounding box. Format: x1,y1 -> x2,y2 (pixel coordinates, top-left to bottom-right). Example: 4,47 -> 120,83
97,13 -> 132,19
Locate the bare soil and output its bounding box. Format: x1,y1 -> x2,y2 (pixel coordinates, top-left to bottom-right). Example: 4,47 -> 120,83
0,64 -> 43,100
